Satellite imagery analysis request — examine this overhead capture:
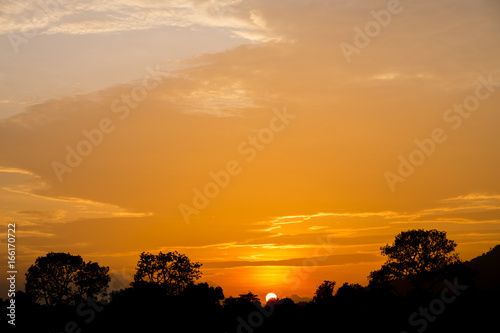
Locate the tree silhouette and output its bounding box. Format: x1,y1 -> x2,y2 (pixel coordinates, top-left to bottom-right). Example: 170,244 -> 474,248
25,252 -> 110,306
222,296 -> 239,307
336,282 -> 364,299
132,251 -> 201,295
181,282 -> 224,306
223,291 -> 260,308
368,229 -> 460,290
237,291 -> 260,303
12,241 -> 500,333
313,280 -> 336,303
234,291 -> 260,304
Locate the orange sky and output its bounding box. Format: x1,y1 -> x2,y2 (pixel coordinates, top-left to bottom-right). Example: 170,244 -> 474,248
1,0 -> 500,300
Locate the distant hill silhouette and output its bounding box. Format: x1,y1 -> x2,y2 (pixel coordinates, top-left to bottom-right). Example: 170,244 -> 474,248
289,294 -> 311,304
465,244 -> 500,291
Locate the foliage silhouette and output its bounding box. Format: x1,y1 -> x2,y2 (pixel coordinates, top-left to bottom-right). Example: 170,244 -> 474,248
180,282 -> 224,307
7,236 -> 500,333
368,229 -> 460,291
25,252 -> 109,306
313,280 -> 336,303
237,291 -> 260,303
132,250 -> 202,295
336,282 -> 364,299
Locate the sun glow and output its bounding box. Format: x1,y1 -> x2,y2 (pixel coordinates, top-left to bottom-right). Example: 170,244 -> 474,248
265,293 -> 277,302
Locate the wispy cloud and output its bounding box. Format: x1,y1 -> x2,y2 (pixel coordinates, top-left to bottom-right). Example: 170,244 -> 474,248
0,167 -> 37,176
0,230 -> 54,238
17,209 -> 66,220
203,253 -> 381,269
443,193 -> 500,202
0,0 -> 277,42
260,211 -> 404,226
1,175 -> 153,224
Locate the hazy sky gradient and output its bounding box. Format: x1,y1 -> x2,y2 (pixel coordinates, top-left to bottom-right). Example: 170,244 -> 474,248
1,0 -> 500,299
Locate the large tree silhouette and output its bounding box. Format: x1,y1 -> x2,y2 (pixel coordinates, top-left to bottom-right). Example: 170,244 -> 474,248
313,280 -> 336,303
132,251 -> 202,295
368,229 -> 460,290
25,252 -> 110,306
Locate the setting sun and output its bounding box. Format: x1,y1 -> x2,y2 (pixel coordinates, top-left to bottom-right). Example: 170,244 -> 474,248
265,293 -> 278,302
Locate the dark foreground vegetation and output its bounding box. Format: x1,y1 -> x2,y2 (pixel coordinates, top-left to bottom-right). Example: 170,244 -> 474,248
3,229 -> 500,333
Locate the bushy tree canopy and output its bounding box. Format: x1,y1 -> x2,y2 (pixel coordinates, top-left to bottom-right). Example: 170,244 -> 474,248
25,252 -> 110,306
313,280 -> 336,303
369,229 -> 460,290
132,251 -> 202,295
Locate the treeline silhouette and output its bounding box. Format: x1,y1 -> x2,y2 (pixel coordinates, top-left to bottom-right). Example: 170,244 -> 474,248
3,229 -> 500,333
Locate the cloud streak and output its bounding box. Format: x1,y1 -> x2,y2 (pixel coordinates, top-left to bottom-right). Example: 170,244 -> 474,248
0,0 -> 276,41
203,253 -> 381,269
